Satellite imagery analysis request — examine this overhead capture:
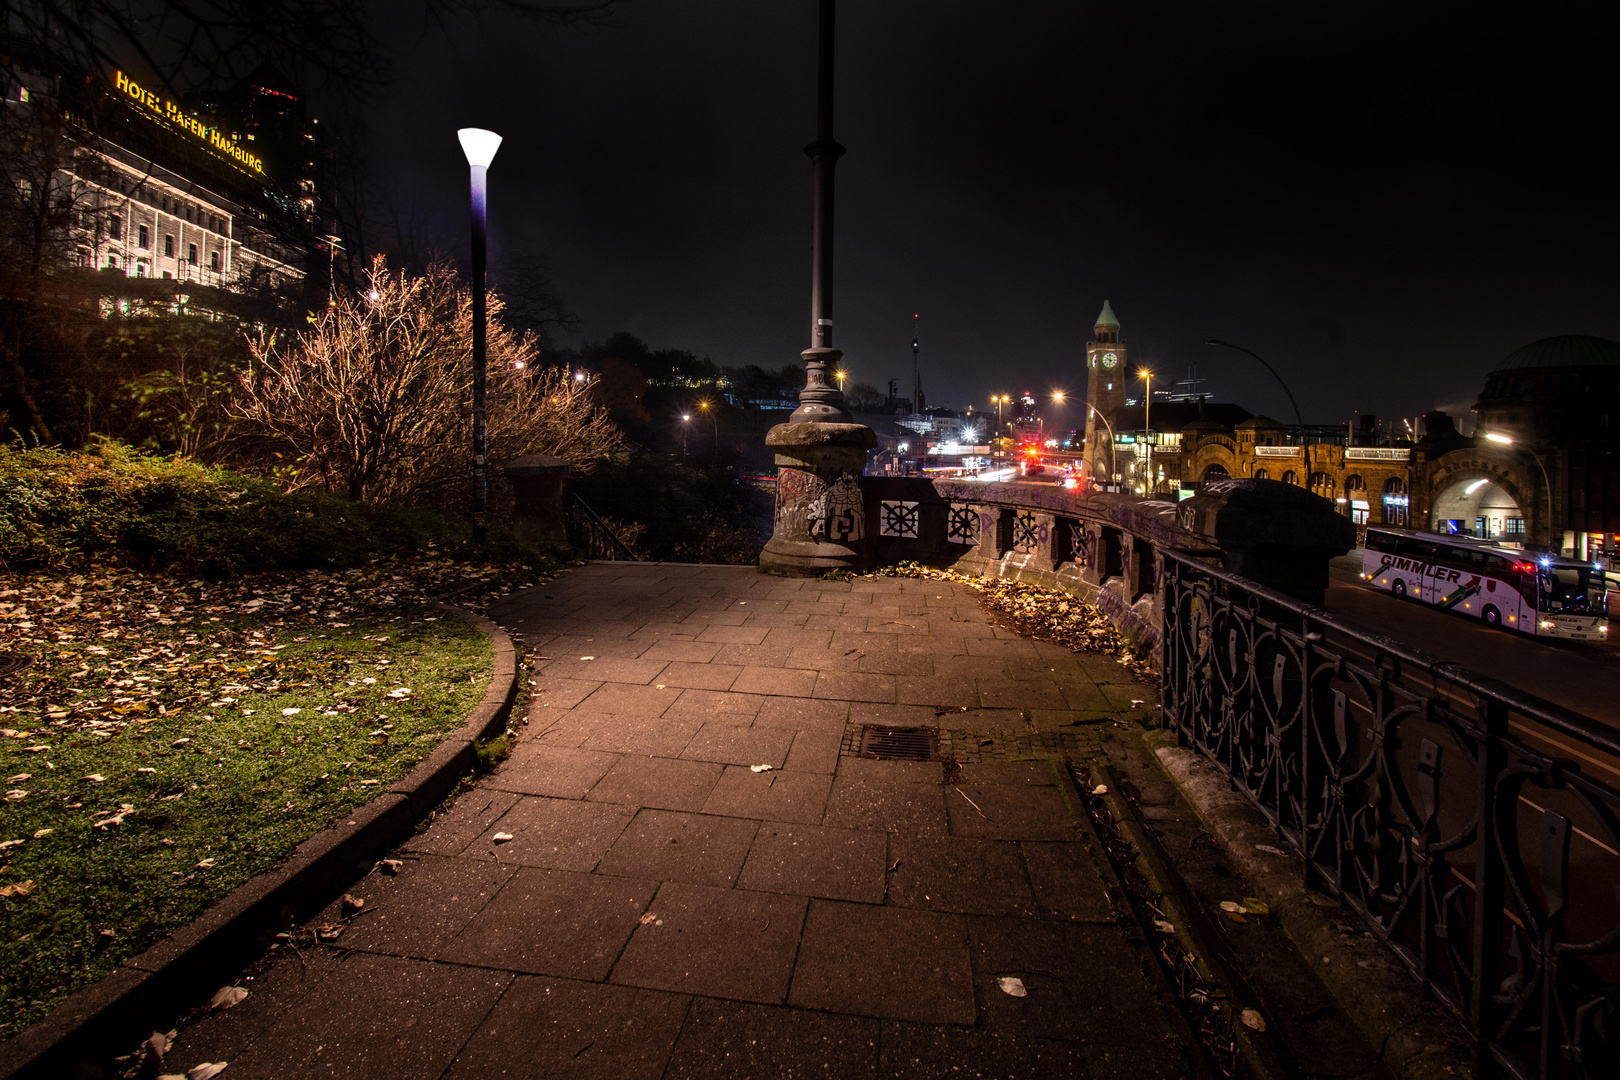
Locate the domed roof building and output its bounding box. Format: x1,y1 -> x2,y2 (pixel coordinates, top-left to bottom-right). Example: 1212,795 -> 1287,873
1442,334 -> 1620,557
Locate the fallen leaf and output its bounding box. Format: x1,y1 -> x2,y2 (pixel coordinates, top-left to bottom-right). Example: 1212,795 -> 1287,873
997,976 -> 1028,998
5,790 -> 25,801
0,880 -> 36,898
280,708 -> 302,716
1219,901 -> 1245,914
749,764 -> 774,773
579,656 -> 595,661
492,832 -> 514,844
187,1063 -> 229,1080
1255,844 -> 1290,857
378,859 -> 403,875
1152,918 -> 1175,934
386,687 -> 411,698
208,986 -> 249,1010
341,894 -> 365,915
1090,784 -> 1108,796
32,828 -> 51,839
6,774 -> 29,783
24,745 -> 49,753
1241,898 -> 1271,916
639,912 -> 658,925
1130,699 -> 1146,707
82,773 -> 106,783
1240,1009 -> 1266,1032
196,858 -> 216,869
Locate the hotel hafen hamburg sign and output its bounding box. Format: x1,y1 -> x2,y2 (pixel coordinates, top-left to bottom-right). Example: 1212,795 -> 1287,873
114,71 -> 266,175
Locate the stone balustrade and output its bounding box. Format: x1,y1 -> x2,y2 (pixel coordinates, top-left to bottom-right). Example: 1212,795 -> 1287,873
853,474 -> 1355,668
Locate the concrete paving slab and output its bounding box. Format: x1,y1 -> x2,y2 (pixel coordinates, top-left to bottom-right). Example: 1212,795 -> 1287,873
729,664 -> 819,697
784,728 -> 841,774
470,795 -> 634,871
439,867 -> 656,980
896,674 -> 977,706
1022,842 -> 1117,923
978,677 -> 1070,710
664,688 -> 766,723
586,755 -> 724,812
402,789 -> 522,856
822,776 -> 950,835
321,854 -> 513,958
573,681 -> 682,715
634,639 -> 724,662
161,945 -> 345,1074
700,765 -> 832,824
694,624 -> 771,644
946,783 -> 1079,842
812,670 -> 898,703
485,744 -> 621,799
188,952 -> 511,1080
788,901 -> 975,1024
968,917 -> 1169,1046
878,1024 -> 1091,1079
577,714 -> 704,758
736,821 -> 887,903
531,677 -> 605,710
657,661 -> 744,690
540,656 -> 672,684
885,833 -> 1039,917
680,723 -> 796,768
611,882 -> 807,1004
443,977 -> 689,1080
595,808 -> 760,888
663,1000 -> 879,1080
834,756 -> 944,783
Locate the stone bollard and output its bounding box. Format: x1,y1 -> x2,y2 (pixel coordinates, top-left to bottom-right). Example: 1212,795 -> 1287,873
759,347 -> 878,576
1175,478 -> 1355,605
504,454 -> 571,546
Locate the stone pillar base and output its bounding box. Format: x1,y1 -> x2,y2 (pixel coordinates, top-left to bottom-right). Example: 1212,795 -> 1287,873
760,420 -> 878,577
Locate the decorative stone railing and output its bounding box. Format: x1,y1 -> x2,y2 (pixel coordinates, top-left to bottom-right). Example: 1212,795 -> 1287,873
858,475 -> 1356,666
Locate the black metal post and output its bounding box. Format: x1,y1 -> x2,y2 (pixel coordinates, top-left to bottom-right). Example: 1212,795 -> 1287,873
470,163 -> 489,541
1205,339 -> 1305,429
787,0 -> 851,425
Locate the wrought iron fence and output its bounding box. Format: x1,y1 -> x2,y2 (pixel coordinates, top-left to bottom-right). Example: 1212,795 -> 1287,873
1159,547 -> 1620,1079
563,492 -> 639,561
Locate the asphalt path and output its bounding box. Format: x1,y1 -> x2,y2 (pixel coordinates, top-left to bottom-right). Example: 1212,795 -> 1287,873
1322,552 -> 1619,725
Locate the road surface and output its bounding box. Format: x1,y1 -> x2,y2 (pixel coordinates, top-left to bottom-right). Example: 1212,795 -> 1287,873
1323,552 -> 1619,724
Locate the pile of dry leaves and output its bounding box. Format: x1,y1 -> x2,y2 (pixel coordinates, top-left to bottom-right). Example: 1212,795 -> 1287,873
871,562 -> 1156,680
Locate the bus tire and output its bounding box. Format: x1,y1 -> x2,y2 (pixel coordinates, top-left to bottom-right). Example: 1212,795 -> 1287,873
1482,604 -> 1501,627
1392,580 -> 1406,598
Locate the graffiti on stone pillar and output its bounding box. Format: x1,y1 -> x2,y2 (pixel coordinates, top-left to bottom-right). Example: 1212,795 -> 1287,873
775,467 -> 821,534
808,472 -> 865,542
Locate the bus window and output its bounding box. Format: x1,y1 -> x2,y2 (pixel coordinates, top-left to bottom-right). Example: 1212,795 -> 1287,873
1540,565 -> 1602,614
1365,531 -> 1398,554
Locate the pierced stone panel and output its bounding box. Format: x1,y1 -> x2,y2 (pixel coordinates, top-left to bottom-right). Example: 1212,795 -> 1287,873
1067,521 -> 1090,568
947,504 -> 980,545
879,500 -> 920,538
1012,511 -> 1040,553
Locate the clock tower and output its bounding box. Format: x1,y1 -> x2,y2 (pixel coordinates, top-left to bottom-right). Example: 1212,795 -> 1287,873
1083,300 -> 1126,487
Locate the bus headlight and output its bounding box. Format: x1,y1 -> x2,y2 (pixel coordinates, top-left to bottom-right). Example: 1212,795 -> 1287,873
1539,621 -> 1554,629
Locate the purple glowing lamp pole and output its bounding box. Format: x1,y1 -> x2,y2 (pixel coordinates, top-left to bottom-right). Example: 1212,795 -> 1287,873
458,126 -> 502,541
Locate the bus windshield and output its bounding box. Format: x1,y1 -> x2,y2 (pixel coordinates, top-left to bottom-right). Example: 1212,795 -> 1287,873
1538,564 -> 1604,614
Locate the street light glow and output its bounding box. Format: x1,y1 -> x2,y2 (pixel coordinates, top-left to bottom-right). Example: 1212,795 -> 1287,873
457,127 -> 503,168
681,414 -> 691,422
1484,432 -> 1513,444
1051,390 -> 1065,403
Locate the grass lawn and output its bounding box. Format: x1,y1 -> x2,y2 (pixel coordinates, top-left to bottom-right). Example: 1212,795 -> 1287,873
0,562 -> 528,1040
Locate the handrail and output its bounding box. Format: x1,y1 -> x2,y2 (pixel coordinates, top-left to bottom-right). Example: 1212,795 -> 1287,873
1157,545 -> 1620,1076
563,491 -> 639,561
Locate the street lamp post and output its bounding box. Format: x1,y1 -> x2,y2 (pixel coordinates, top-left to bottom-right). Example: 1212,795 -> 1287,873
1205,339 -> 1305,429
458,127 -> 502,542
1484,432 -> 1555,547
681,413 -> 691,456
1140,369 -> 1152,495
1087,404 -> 1118,490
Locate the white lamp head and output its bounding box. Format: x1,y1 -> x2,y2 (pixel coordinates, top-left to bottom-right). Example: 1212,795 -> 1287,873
458,128 -> 503,169
1484,432 -> 1513,445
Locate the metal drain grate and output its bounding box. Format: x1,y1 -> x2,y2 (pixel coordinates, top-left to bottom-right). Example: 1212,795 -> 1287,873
858,725 -> 938,761
0,652 -> 34,679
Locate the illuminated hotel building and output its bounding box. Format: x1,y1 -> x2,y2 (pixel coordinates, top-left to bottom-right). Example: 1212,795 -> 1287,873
6,53 -> 330,308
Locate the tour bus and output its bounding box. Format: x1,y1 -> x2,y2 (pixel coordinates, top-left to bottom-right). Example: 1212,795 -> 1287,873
1361,527 -> 1608,641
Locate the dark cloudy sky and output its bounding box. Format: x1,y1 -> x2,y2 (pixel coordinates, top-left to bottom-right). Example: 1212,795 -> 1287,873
359,0 -> 1619,433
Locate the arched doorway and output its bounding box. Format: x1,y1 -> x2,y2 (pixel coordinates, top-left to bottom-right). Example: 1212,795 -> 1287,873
1254,467 -> 1269,480
1344,475 -> 1368,524
1203,463 -> 1230,483
1383,477 -> 1409,527
1430,478 -> 1523,540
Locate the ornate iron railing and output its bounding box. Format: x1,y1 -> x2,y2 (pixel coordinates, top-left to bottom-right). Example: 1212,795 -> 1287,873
563,491 -> 639,561
1159,547 -> 1620,1079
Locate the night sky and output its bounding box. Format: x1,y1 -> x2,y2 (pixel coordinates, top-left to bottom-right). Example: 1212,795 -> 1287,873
358,1 -> 1619,435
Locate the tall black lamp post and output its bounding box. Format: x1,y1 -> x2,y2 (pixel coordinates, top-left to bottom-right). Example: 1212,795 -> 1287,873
459,126 -> 503,541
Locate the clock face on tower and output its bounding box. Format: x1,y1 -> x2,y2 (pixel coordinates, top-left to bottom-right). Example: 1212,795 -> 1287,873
1101,351 -> 1119,369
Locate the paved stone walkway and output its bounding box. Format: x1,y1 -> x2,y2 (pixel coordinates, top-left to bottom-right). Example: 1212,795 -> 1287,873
164,564 -> 1188,1079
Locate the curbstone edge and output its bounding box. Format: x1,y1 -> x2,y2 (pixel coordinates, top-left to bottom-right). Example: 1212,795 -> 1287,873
0,603 -> 518,1080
